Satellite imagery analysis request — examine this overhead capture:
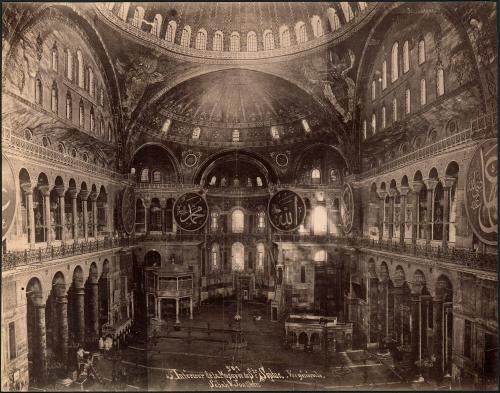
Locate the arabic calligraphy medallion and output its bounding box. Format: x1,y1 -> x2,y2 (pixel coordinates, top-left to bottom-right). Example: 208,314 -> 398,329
268,190 -> 306,232
173,192 -> 209,231
2,153 -> 17,240
341,183 -> 355,233
122,186 -> 135,234
465,139 -> 497,245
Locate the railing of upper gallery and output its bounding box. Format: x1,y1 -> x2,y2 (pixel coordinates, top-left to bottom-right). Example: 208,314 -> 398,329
361,111 -> 497,179
2,126 -> 124,180
2,237 -> 136,271
272,234 -> 497,273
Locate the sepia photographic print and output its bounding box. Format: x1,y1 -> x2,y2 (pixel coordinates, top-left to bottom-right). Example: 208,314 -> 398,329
1,2 -> 498,391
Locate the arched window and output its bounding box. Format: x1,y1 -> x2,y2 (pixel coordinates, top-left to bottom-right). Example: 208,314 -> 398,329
88,67 -> 95,96
79,100 -> 84,127
279,26 -> 291,48
231,209 -> 244,233
340,2 -> 354,22
392,97 -> 398,122
363,120 -> 367,139
371,113 -> 377,134
327,8 -> 341,31
151,14 -> 162,37
311,15 -> 323,37
117,2 -> 130,21
211,243 -> 219,269
107,124 -> 112,141
162,119 -> 171,133
51,82 -> 58,113
195,29 -> 207,50
420,79 -> 427,105
166,21 -> 177,43
230,32 -> 240,52
314,249 -> 327,262
257,211 -> 266,230
152,170 -> 161,183
90,107 -> 95,133
180,25 -> 191,47
371,80 -> 376,100
300,266 -> 306,283
256,243 -> 265,271
51,43 -> 58,72
403,40 -> 410,73
99,88 -> 104,106
295,22 -> 307,43
140,168 -> 149,182
100,117 -> 104,136
271,126 -> 280,139
209,176 -> 217,186
405,88 -> 411,114
302,119 -> 311,133
436,66 -> 445,96
256,177 -> 263,187
232,129 -> 240,142
418,38 -> 426,64
213,31 -> 224,51
231,242 -> 245,271
35,78 -> 43,105
263,30 -> 274,50
382,60 -> 387,90
311,168 -> 321,184
312,206 -> 327,235
192,127 -> 201,139
359,2 -> 368,11
210,212 -> 218,230
76,50 -> 84,89
66,91 -> 72,120
391,42 -> 399,82
66,49 -> 73,81
381,106 -> 386,129
132,7 -> 144,28
247,31 -> 257,51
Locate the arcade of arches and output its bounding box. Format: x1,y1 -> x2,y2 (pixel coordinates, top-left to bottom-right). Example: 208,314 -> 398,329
1,2 -> 498,391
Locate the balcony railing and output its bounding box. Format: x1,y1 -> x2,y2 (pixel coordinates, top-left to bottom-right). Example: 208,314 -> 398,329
2,237 -> 136,271
272,234 -> 497,272
137,233 -> 204,242
361,111 -> 497,179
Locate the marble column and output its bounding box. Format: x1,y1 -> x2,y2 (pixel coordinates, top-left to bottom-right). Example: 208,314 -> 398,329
80,190 -> 89,241
74,286 -> 85,345
22,184 -> 36,248
424,179 -> 438,244
175,298 -> 180,324
392,287 -> 404,343
378,191 -> 387,241
69,189 -> 78,240
441,177 -> 455,250
39,185 -> 51,244
388,190 -> 396,239
55,185 -> 66,241
57,293 -> 69,365
412,182 -> 423,245
410,293 -> 421,363
144,198 -> 151,236
160,199 -> 167,235
433,295 -> 444,376
90,191 -> 98,238
157,298 -> 161,320
399,186 -> 409,245
89,281 -> 99,343
190,297 -> 193,320
33,295 -> 48,383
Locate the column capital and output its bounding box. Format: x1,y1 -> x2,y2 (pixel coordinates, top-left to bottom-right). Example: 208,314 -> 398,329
38,185 -> 50,197
56,295 -> 68,304
424,178 -> 439,191
399,185 -> 410,196
68,188 -> 78,199
55,185 -> 66,198
388,188 -> 398,198
21,182 -> 33,194
409,282 -> 425,295
73,286 -> 85,295
89,191 -> 98,202
160,199 -> 168,209
79,190 -> 89,201
377,190 -> 388,199
441,176 -> 456,189
412,181 -> 424,193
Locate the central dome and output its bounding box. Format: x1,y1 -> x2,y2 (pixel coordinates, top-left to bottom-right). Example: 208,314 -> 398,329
158,69 -> 318,128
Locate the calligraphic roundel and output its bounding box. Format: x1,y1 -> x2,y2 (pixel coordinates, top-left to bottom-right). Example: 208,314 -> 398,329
465,139 -> 497,245
268,190 -> 306,232
173,192 -> 209,231
2,153 -> 17,240
341,183 -> 355,234
121,186 -> 135,234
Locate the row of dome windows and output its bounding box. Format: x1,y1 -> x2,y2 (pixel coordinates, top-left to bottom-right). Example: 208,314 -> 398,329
109,3 -> 368,52
34,79 -> 115,142
161,119 -> 312,141
363,69 -> 445,139
50,42 -> 105,107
